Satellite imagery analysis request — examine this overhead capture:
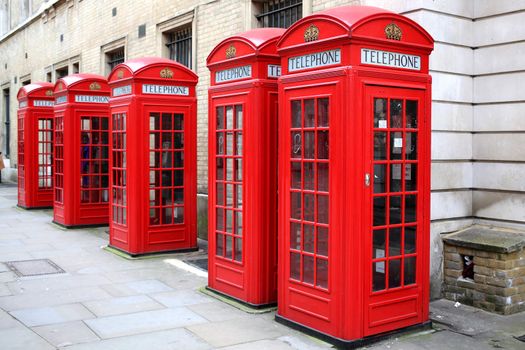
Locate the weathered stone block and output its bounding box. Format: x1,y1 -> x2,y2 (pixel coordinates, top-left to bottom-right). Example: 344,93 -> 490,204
444,252 -> 461,262
444,268 -> 462,278
445,260 -> 462,270
473,265 -> 493,277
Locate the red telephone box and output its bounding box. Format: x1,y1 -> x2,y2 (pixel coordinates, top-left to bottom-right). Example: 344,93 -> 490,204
52,74 -> 110,227
107,58 -> 198,256
207,28 -> 284,306
16,83 -> 54,209
275,6 -> 434,346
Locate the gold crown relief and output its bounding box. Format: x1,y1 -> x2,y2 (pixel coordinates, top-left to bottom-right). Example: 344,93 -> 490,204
57,82 -> 64,90
304,24 -> 319,42
225,44 -> 236,59
117,70 -> 124,79
45,90 -> 53,96
89,82 -> 101,90
160,68 -> 174,78
385,23 -> 402,41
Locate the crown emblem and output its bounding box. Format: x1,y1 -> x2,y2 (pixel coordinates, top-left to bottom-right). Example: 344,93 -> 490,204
45,90 -> 53,96
57,82 -> 64,90
160,68 -> 174,78
304,24 -> 319,42
225,44 -> 236,59
117,69 -> 124,79
385,23 -> 402,40
89,82 -> 101,90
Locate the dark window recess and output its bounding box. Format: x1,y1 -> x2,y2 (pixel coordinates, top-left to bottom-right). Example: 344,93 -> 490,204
22,80 -> 31,86
166,26 -> 192,69
3,88 -> 10,157
60,34 -> 64,42
112,7 -> 117,16
256,0 -> 302,29
72,62 -> 79,74
107,48 -> 125,71
461,255 -> 474,280
55,67 -> 68,79
138,24 -> 146,38
46,72 -> 52,82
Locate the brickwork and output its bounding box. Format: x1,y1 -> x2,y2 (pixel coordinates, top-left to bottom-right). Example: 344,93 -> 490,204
443,243 -> 525,315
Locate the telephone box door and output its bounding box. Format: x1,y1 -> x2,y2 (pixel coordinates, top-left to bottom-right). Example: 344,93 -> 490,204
364,84 -> 428,336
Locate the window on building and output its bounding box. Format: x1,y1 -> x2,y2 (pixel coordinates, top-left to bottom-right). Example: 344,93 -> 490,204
55,66 -> 69,79
46,72 -> 52,82
2,88 -> 10,158
21,79 -> 31,86
165,26 -> 192,69
106,48 -> 125,73
256,0 -> 302,28
72,62 -> 80,74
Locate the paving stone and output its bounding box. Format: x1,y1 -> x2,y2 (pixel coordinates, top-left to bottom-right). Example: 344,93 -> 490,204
82,295 -> 165,317
219,339 -> 295,350
0,309 -> 20,329
186,317 -> 286,348
7,274 -> 112,295
64,328 -> 212,350
84,307 -> 207,339
0,283 -> 11,297
32,320 -> 100,347
0,271 -> 17,283
0,326 -> 55,349
150,288 -> 211,308
188,301 -> 253,322
10,303 -> 95,327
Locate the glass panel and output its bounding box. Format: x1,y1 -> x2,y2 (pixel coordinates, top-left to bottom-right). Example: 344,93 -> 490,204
317,98 -> 329,127
216,133 -> 224,155
303,224 -> 314,253
303,255 -> 314,284
174,170 -> 183,186
406,100 -> 418,129
216,233 -> 224,256
404,256 -> 416,285
405,195 -> 417,223
291,131 -> 301,158
389,227 -> 402,256
226,158 -> 233,181
226,184 -> 233,206
174,188 -> 183,204
161,113 -> 172,130
216,208 -> 224,230
216,107 -> 224,129
317,226 -> 328,256
317,195 -> 328,224
405,164 -> 417,191
235,159 -> 242,181
235,185 -> 242,208
216,183 -> 224,205
317,163 -> 328,192
373,197 -> 386,226
389,259 -> 402,288
226,132 -> 234,155
291,162 -> 301,189
291,100 -> 301,128
373,262 -> 386,291
390,99 -> 403,128
226,210 -> 233,233
390,195 -> 402,224
234,238 -> 242,262
226,106 -> 234,129
316,259 -> 328,289
317,130 -> 329,159
304,131 -> 315,159
174,152 -> 183,168
174,133 -> 183,148
303,193 -> 314,222
390,164 -> 402,193
374,132 -> 387,160
405,226 -> 417,253
304,99 -> 314,127
290,252 -> 301,280
406,132 -> 417,160
303,162 -> 314,190
374,98 -> 387,128
235,105 -> 243,129
290,222 -> 301,250
174,114 -> 183,130
235,211 -> 242,236
216,158 -> 224,180
225,235 -> 233,259
290,192 -> 301,220
373,229 -> 386,258
390,131 -> 403,160
235,132 -> 242,155
373,164 -> 386,193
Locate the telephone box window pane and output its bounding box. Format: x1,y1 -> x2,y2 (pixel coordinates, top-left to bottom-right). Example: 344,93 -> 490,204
374,164 -> 386,193
373,262 -> 386,291
291,192 -> 301,220
405,164 -> 417,191
317,226 -> 328,256
304,99 -> 314,127
373,197 -> 386,226
404,257 -> 416,285
235,105 -> 243,129
162,171 -> 172,186
317,131 -> 329,159
405,132 -> 417,160
304,131 -> 315,159
226,158 -> 234,181
234,238 -> 242,262
235,132 -> 243,155
405,195 -> 417,223
173,207 -> 183,223
174,114 -> 183,130
150,208 -> 160,225
317,163 -> 328,192
318,98 -> 329,127
390,196 -> 402,224
389,259 -> 402,288
174,133 -> 184,148
235,211 -> 242,236
373,229 -> 386,258
389,227 -> 402,256
303,224 -> 314,253
291,100 -> 301,128
164,206 -> 173,224
303,255 -> 314,284
226,210 -> 233,233
226,106 -> 234,130
406,100 -> 418,129
374,132 -> 386,160
235,159 -> 242,181
390,99 -> 403,128
216,107 -> 224,129
390,132 -> 403,160
226,184 -> 233,206
316,259 -> 328,289
235,185 -> 242,208
161,113 -> 172,131
290,222 -> 301,250
317,195 -> 328,224
226,132 -> 234,155
303,162 -> 314,190
374,98 -> 387,128
174,152 -> 183,168
216,233 -> 224,256
82,119 -> 90,130
291,132 -> 301,158
174,188 -> 183,204
291,162 -> 301,189
290,252 -> 301,280
216,158 -> 224,180
303,193 -> 314,222
390,164 -> 402,193
216,208 -> 224,231
405,226 -> 417,253
216,183 -> 224,205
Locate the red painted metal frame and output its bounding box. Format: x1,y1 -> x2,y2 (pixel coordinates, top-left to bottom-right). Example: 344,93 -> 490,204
276,6 -> 434,343
107,57 -> 198,255
16,83 -> 55,209
52,74 -> 110,227
207,28 -> 284,306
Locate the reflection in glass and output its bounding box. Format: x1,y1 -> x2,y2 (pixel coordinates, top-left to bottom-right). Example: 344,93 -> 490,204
374,164 -> 386,193
389,259 -> 401,288
405,195 -> 417,222
162,113 -> 172,130
216,208 -> 224,230
226,210 -> 233,233
303,162 -> 314,190
174,114 -> 183,130
404,256 -> 416,285
317,163 -> 328,192
225,235 -> 233,259
389,227 -> 402,256
216,158 -> 224,180
290,252 -> 301,280
317,195 -> 328,224
316,259 -> 328,288
236,132 -> 242,155
290,222 -> 301,250
373,229 -> 386,258
373,196 -> 386,226
235,211 -> 242,236
303,255 -> 314,284
216,107 -> 224,129
390,195 -> 402,224
405,132 -> 417,160
374,98 -> 387,128
174,189 -> 183,204
390,99 -> 403,128
405,226 -> 417,253
234,238 -> 242,262
216,233 -> 224,255
304,131 -> 315,159
216,132 -> 224,155
317,226 -> 328,256
226,132 -> 233,155
235,158 -> 242,181
226,158 -> 233,181
304,99 -> 315,127
317,131 -> 329,159
303,225 -> 314,253
373,262 -> 386,291
291,100 -> 301,128
406,100 -> 418,128
291,162 -> 301,189
291,132 -> 301,158
235,185 -> 242,208
390,132 -> 403,160
291,192 -> 301,220
303,193 -> 315,222
226,106 -> 233,129
226,184 -> 233,206
216,183 -> 224,205
318,98 -> 329,127
374,132 -> 387,160
235,105 -> 243,129
390,164 -> 402,192
405,164 -> 417,191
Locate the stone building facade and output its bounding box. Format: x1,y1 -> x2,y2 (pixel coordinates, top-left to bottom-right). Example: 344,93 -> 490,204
1,0 -> 524,299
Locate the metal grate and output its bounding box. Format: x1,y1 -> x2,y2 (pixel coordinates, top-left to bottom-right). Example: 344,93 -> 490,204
166,26 -> 192,69
515,335 -> 525,342
183,257 -> 208,272
107,48 -> 125,70
5,259 -> 65,277
256,0 -> 302,29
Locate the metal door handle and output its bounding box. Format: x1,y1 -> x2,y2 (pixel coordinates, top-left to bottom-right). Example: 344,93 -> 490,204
365,173 -> 370,187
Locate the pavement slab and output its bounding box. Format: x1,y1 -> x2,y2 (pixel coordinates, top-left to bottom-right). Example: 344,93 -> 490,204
9,303 -> 95,327
32,320 -> 100,347
82,295 -> 165,317
0,326 -> 55,349
150,288 -> 212,308
187,301 -> 253,322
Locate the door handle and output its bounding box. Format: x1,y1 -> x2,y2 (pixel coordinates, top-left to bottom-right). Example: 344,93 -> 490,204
365,173 -> 371,187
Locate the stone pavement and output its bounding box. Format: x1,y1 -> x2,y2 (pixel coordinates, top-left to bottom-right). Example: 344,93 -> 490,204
0,184 -> 524,349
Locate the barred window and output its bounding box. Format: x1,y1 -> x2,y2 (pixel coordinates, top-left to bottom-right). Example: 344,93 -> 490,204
106,48 -> 125,72
165,26 -> 192,69
256,0 -> 302,28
